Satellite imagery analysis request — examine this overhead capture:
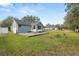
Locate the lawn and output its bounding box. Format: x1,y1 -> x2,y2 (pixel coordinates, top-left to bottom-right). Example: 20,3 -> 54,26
0,30 -> 79,56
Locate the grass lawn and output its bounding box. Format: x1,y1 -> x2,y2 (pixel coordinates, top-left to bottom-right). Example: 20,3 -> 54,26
0,30 -> 79,56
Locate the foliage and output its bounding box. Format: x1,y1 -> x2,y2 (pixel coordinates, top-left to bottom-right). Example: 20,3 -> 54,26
0,21 -> 1,27
21,15 -> 40,22
0,31 -> 79,55
45,24 -> 53,28
1,16 -> 18,27
1,15 -> 40,27
45,24 -> 62,29
64,4 -> 79,30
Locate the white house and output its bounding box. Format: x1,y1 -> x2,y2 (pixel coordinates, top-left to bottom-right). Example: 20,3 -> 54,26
11,19 -> 44,33
45,26 -> 60,30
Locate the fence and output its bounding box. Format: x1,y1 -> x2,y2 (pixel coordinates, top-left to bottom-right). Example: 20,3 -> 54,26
0,27 -> 8,35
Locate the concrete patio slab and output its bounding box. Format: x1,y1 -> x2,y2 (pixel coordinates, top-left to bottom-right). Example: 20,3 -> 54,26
18,32 -> 47,37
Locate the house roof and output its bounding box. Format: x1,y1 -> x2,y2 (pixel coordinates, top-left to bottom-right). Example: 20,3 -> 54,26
14,19 -> 33,25
14,19 -> 44,27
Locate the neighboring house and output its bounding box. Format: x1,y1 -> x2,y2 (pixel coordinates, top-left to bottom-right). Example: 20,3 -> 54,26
45,26 -> 61,30
52,26 -> 59,30
11,19 -> 44,33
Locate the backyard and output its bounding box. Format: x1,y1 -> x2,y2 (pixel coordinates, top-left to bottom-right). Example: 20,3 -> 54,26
0,30 -> 79,56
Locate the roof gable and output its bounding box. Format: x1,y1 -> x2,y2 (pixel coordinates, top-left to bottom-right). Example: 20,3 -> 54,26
13,19 -> 44,27
14,19 -> 33,25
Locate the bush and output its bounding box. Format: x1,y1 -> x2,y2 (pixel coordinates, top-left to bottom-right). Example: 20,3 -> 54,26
63,33 -> 67,39
55,34 -> 61,38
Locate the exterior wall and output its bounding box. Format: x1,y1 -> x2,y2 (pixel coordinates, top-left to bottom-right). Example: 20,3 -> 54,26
31,22 -> 38,32
45,27 -> 59,30
0,27 -> 8,34
54,27 -> 58,30
31,22 -> 35,32
18,25 -> 31,33
37,25 -> 44,32
11,20 -> 18,33
31,22 -> 44,32
11,20 -> 44,33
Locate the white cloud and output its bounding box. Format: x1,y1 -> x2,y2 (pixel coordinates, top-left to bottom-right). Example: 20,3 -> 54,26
17,8 -> 36,14
0,3 -> 11,7
18,9 -> 28,14
0,3 -> 14,12
0,0 -> 10,3
0,4 -> 37,14
0,8 -> 11,12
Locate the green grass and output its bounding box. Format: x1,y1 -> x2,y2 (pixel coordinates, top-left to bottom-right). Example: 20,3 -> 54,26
0,30 -> 79,56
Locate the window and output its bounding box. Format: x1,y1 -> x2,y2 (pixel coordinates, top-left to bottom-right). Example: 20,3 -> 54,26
33,26 -> 35,29
19,25 -> 21,27
38,26 -> 41,29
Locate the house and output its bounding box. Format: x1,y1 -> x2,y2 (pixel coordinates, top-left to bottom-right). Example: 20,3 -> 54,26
45,26 -> 61,30
11,19 -> 44,33
52,26 -> 59,30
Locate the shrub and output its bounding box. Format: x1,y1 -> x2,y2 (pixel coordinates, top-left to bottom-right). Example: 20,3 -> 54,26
55,34 -> 61,38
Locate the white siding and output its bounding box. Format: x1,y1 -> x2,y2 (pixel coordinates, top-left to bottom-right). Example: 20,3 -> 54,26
18,26 -> 31,33
31,22 -> 37,32
31,22 -> 44,32
11,20 -> 44,33
0,27 -> 8,34
54,27 -> 58,30
11,20 -> 18,33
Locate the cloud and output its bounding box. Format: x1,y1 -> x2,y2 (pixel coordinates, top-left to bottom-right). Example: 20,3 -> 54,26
0,3 -> 11,7
0,8 -> 11,12
0,0 -> 10,3
0,3 -> 14,12
0,3 -> 38,16
17,8 -> 36,14
18,9 -> 28,14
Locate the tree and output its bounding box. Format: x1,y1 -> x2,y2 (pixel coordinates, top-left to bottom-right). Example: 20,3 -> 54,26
0,21 -> 1,27
45,24 -> 52,28
1,16 -> 13,27
1,16 -> 18,31
64,4 -> 79,31
21,15 -> 40,22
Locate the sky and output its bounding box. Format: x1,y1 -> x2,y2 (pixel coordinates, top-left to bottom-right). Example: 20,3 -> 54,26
0,3 -> 66,25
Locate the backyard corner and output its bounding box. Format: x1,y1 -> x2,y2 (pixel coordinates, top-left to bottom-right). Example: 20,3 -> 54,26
0,30 -> 79,55
18,32 -> 47,37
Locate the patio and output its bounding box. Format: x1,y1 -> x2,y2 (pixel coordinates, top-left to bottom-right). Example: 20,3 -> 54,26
18,32 -> 47,37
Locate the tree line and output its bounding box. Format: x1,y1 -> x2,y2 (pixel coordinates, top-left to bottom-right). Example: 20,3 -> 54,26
1,4 -> 79,32
0,15 -> 40,31
0,15 -> 40,27
45,23 -> 63,28
64,3 -> 79,32
45,4 -> 79,32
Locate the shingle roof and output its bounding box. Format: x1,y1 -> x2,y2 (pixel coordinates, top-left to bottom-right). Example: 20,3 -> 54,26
14,19 -> 33,25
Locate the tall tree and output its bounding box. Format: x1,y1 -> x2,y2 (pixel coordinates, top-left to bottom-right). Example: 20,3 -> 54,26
21,15 -> 40,22
45,24 -> 52,28
0,21 -> 1,27
1,16 -> 13,27
64,3 -> 79,31
1,16 -> 18,31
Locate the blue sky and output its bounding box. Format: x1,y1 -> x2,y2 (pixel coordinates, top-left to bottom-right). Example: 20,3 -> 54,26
0,3 -> 66,25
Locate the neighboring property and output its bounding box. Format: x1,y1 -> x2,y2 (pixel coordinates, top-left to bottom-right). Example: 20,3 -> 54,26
51,26 -> 59,30
45,26 -> 62,30
11,19 -> 44,33
0,27 -> 8,35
